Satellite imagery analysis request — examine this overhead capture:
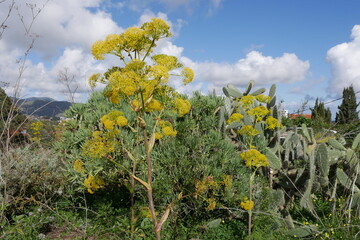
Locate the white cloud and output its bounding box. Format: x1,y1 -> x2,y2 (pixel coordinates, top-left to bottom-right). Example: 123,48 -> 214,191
189,51 -> 310,91
327,25 -> 360,94
0,3 -> 310,103
1,0 -> 123,58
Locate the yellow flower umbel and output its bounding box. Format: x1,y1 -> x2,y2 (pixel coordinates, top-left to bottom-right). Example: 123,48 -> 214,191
237,125 -> 260,137
227,113 -> 244,124
240,149 -> 269,168
84,175 -> 105,194
156,120 -> 177,138
174,98 -> 191,117
101,110 -> 128,130
73,159 -> 85,173
240,95 -> 255,109
247,106 -> 270,122
206,198 -> 217,211
82,131 -> 116,158
255,94 -> 271,103
241,199 -> 255,211
265,116 -> 281,130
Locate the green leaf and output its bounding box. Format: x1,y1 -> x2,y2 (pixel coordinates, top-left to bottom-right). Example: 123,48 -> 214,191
265,147 -> 282,170
206,218 -> 222,228
227,121 -> 241,129
244,80 -> 254,95
286,226 -> 317,238
337,168 -> 360,192
226,84 -> 243,98
350,192 -> 360,208
250,88 -> 266,96
351,132 -> 360,150
301,124 -> 312,143
269,84 -> 276,98
316,143 -> 329,177
267,96 -> 276,108
346,149 -> 358,168
329,138 -> 346,151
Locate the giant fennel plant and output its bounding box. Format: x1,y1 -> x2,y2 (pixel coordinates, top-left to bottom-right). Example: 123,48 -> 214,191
78,18 -> 194,239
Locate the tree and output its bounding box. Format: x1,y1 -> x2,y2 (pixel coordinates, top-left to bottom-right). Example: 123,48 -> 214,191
57,67 -> 78,104
311,98 -> 331,124
335,85 -> 359,124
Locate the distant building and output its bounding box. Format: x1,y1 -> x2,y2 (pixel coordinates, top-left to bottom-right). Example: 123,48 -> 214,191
289,114 -> 312,119
280,109 -> 289,118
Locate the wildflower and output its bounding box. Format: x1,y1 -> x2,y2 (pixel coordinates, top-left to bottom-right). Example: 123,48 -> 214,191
240,95 -> 255,108
237,125 -> 260,136
162,126 -> 177,137
240,149 -> 269,168
146,99 -> 163,112
82,131 -> 116,158
206,198 -> 217,211
255,94 -> 271,103
223,175 -> 233,188
116,116 -> 128,127
174,97 -> 191,117
84,175 -> 105,194
152,54 -> 182,70
73,159 -> 85,173
265,116 -> 281,130
91,40 -> 105,60
247,106 -> 269,122
88,73 -> 102,88
141,17 -> 172,40
227,113 -> 244,124
155,132 -> 163,140
240,199 -> 254,211
181,67 -> 194,85
195,179 -> 207,194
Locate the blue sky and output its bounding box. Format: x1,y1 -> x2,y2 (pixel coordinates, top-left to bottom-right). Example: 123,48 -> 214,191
1,0 -> 360,115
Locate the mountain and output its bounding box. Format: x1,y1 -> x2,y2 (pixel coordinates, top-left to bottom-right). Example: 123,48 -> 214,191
16,97 -> 72,119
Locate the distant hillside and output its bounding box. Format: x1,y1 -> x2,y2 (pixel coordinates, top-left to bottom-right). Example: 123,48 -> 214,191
16,97 -> 72,119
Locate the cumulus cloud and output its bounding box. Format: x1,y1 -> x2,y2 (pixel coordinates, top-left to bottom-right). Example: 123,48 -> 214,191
0,0 -> 123,101
1,0 -> 122,58
126,0 -> 223,14
0,2 -> 309,102
327,25 -> 360,94
188,51 -> 310,91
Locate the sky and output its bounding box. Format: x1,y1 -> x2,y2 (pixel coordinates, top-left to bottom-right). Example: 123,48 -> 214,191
1,0 -> 360,115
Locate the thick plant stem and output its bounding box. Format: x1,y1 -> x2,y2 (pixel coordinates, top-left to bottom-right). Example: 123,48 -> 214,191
248,174 -> 253,236
143,129 -> 160,240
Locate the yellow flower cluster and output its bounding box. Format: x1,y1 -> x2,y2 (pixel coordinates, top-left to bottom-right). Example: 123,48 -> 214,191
265,116 -> 281,130
90,18 -> 194,118
240,199 -> 255,211
152,54 -> 183,70
227,113 -> 244,124
240,95 -> 255,108
174,97 -> 191,117
88,73 -> 103,89
82,131 -> 116,158
146,98 -> 163,112
223,175 -> 233,188
181,67 -> 194,85
237,125 -> 260,137
240,149 -> 269,168
255,94 -> 271,103
84,175 -> 105,194
73,159 -> 85,173
247,106 -> 269,122
206,198 -> 217,211
101,110 -> 128,130
155,120 -> 177,139
30,121 -> 44,142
